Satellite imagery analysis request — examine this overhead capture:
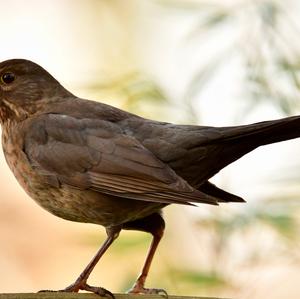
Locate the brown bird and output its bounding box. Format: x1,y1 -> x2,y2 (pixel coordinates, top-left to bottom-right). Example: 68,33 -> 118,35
0,59 -> 300,296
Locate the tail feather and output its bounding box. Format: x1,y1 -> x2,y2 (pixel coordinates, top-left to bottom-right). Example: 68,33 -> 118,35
218,115 -> 300,145
181,115 -> 300,188
206,115 -> 300,178
199,181 -> 246,203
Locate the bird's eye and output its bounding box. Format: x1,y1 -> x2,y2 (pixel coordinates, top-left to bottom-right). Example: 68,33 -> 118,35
1,72 -> 15,84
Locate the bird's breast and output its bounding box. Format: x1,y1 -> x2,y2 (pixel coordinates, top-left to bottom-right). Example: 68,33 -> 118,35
1,122 -> 164,227
1,122 -> 67,215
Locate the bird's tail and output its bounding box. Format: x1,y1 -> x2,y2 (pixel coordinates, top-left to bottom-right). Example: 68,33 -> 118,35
197,115 -> 300,203
209,115 -> 300,171
218,115 -> 300,146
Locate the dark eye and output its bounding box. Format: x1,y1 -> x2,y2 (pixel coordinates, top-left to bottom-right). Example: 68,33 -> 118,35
1,72 -> 15,84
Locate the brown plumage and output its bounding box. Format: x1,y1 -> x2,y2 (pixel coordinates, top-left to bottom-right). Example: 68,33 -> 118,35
0,59 -> 300,296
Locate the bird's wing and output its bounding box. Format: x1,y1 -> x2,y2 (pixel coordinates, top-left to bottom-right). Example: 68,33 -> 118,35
23,114 -> 217,205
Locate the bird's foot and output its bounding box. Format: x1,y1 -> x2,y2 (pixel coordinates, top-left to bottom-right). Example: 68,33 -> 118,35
63,282 -> 114,298
128,284 -> 168,297
39,282 -> 114,298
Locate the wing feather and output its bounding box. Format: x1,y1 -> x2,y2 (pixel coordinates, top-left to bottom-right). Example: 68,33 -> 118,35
24,114 -> 218,205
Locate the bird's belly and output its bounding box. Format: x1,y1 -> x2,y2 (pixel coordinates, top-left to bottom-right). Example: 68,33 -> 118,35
28,186 -> 164,227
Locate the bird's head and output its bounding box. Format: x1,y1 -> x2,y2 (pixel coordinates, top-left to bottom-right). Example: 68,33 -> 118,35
0,59 -> 72,124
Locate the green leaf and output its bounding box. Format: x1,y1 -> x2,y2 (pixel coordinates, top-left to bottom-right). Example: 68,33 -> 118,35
258,212 -> 297,239
172,269 -> 227,287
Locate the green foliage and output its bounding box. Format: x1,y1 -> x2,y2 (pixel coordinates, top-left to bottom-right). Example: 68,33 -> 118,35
75,230 -> 151,252
171,269 -> 226,287
87,71 -> 169,116
110,232 -> 151,254
258,213 -> 296,238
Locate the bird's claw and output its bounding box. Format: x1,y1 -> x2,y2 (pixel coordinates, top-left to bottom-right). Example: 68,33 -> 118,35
80,283 -> 115,299
39,282 -> 115,299
128,286 -> 168,297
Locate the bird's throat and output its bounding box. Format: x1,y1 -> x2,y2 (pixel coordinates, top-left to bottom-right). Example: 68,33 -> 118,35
0,99 -> 29,124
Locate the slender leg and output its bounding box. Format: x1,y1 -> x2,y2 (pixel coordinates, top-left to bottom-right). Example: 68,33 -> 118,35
123,212 -> 167,295
128,231 -> 166,295
40,226 -> 121,298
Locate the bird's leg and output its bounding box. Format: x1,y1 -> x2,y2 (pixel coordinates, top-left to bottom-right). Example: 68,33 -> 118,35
40,226 -> 121,298
129,231 -> 167,295
124,213 -> 167,295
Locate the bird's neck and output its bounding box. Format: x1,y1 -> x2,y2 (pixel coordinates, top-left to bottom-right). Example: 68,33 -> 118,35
0,92 -> 72,125
0,99 -> 29,124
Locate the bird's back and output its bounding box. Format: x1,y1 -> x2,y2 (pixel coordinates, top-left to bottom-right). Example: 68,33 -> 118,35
37,97 -> 300,188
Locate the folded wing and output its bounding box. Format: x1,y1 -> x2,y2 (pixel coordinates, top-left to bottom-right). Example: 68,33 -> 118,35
23,114 -> 218,205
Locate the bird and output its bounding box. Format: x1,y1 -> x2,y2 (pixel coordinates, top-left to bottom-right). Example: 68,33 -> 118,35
0,59 -> 300,297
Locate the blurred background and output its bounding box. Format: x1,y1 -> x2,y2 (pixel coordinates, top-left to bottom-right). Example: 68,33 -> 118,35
0,0 -> 300,298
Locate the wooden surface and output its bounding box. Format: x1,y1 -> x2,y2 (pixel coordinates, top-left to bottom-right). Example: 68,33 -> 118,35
0,293 -> 227,299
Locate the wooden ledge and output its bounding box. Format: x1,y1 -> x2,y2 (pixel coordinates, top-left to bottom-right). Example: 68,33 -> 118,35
0,293 -> 228,299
